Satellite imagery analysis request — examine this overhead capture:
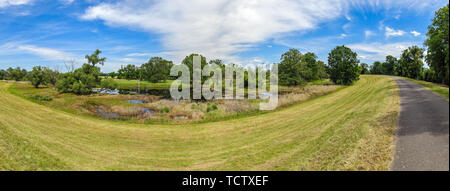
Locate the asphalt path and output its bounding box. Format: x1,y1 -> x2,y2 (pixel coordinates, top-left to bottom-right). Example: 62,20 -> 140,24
392,77 -> 449,171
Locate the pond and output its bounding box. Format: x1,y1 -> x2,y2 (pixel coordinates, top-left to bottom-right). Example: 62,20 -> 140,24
125,99 -> 145,104
97,108 -> 120,119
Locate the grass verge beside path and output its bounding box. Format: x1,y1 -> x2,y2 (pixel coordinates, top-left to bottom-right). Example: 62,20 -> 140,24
0,75 -> 399,170
399,77 -> 449,99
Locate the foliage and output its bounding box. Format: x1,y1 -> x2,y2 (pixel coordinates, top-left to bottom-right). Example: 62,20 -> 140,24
327,45 -> 361,85
360,63 -> 370,74
30,94 -> 53,102
100,78 -> 118,90
85,49 -> 106,67
7,67 -> 27,81
0,69 -> 7,80
28,66 -> 49,88
56,64 -> 101,95
278,49 -> 326,86
44,68 -> 59,86
117,64 -> 141,80
398,46 -> 424,79
383,55 -> 398,75
141,57 -> 173,83
181,53 -> 209,84
424,4 -> 449,85
370,61 -> 384,75
278,49 -> 306,86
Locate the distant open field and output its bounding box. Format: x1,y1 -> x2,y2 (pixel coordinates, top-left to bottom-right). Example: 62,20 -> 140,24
0,75 -> 399,170
399,77 -> 449,99
112,78 -> 173,89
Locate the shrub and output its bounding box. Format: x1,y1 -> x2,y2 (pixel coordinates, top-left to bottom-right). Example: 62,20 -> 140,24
28,66 -> 49,88
30,95 -> 53,101
56,64 -> 100,95
206,103 -> 218,112
100,78 -> 118,90
161,106 -> 170,113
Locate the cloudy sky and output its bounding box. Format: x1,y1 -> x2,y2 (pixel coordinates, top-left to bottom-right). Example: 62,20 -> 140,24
0,0 -> 447,72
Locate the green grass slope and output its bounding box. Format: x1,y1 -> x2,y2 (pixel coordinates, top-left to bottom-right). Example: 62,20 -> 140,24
0,75 -> 399,170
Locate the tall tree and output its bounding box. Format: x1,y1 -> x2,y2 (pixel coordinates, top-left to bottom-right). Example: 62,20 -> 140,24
28,66 -> 49,88
302,52 -> 319,81
370,61 -> 383,74
424,4 -> 449,84
0,69 -> 7,80
399,46 -> 425,79
141,57 -> 173,83
360,63 -> 370,74
327,45 -> 361,85
383,55 -> 398,75
85,49 -> 106,67
278,49 -> 306,86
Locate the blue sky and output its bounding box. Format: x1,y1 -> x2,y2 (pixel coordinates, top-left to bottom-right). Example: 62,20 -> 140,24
0,0 -> 447,72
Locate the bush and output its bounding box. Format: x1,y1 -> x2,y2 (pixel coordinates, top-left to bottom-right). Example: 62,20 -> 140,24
56,64 -> 100,95
100,78 -> 118,90
206,103 -> 218,112
30,95 -> 53,101
160,106 -> 170,113
28,66 -> 49,88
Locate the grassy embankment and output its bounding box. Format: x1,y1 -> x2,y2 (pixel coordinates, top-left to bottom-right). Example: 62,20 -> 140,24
399,77 -> 449,99
8,79 -> 340,123
0,75 -> 399,170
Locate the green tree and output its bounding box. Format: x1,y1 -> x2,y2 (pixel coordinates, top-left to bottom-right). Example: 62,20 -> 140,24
85,49 -> 106,67
370,61 -> 384,74
56,64 -> 101,94
44,68 -> 59,86
327,45 -> 361,85
317,60 -> 329,79
181,53 -> 209,84
141,57 -> 173,83
399,46 -> 425,79
278,49 -> 306,86
7,67 -> 27,81
0,69 -> 7,80
28,66 -> 49,88
56,50 -> 104,94
302,52 -> 319,81
100,78 -> 118,90
383,55 -> 398,75
424,4 -> 449,84
360,63 -> 370,74
117,64 -> 140,80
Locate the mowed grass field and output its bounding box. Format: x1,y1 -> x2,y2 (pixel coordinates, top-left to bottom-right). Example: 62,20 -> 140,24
0,75 -> 399,170
112,78 -> 173,89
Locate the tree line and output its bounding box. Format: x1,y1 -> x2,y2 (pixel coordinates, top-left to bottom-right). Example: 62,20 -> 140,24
363,4 -> 449,85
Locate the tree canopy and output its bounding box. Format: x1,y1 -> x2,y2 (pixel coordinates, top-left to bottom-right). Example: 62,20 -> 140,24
327,45 -> 361,85
424,4 -> 449,84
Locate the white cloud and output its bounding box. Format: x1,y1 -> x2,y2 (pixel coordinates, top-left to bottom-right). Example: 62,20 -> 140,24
348,42 -> 414,61
410,30 -> 421,37
364,30 -> 375,39
60,0 -> 74,4
81,0 -> 346,63
0,43 -> 74,61
385,26 -> 405,38
0,0 -> 32,8
80,0 -> 444,64
126,53 -> 153,57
